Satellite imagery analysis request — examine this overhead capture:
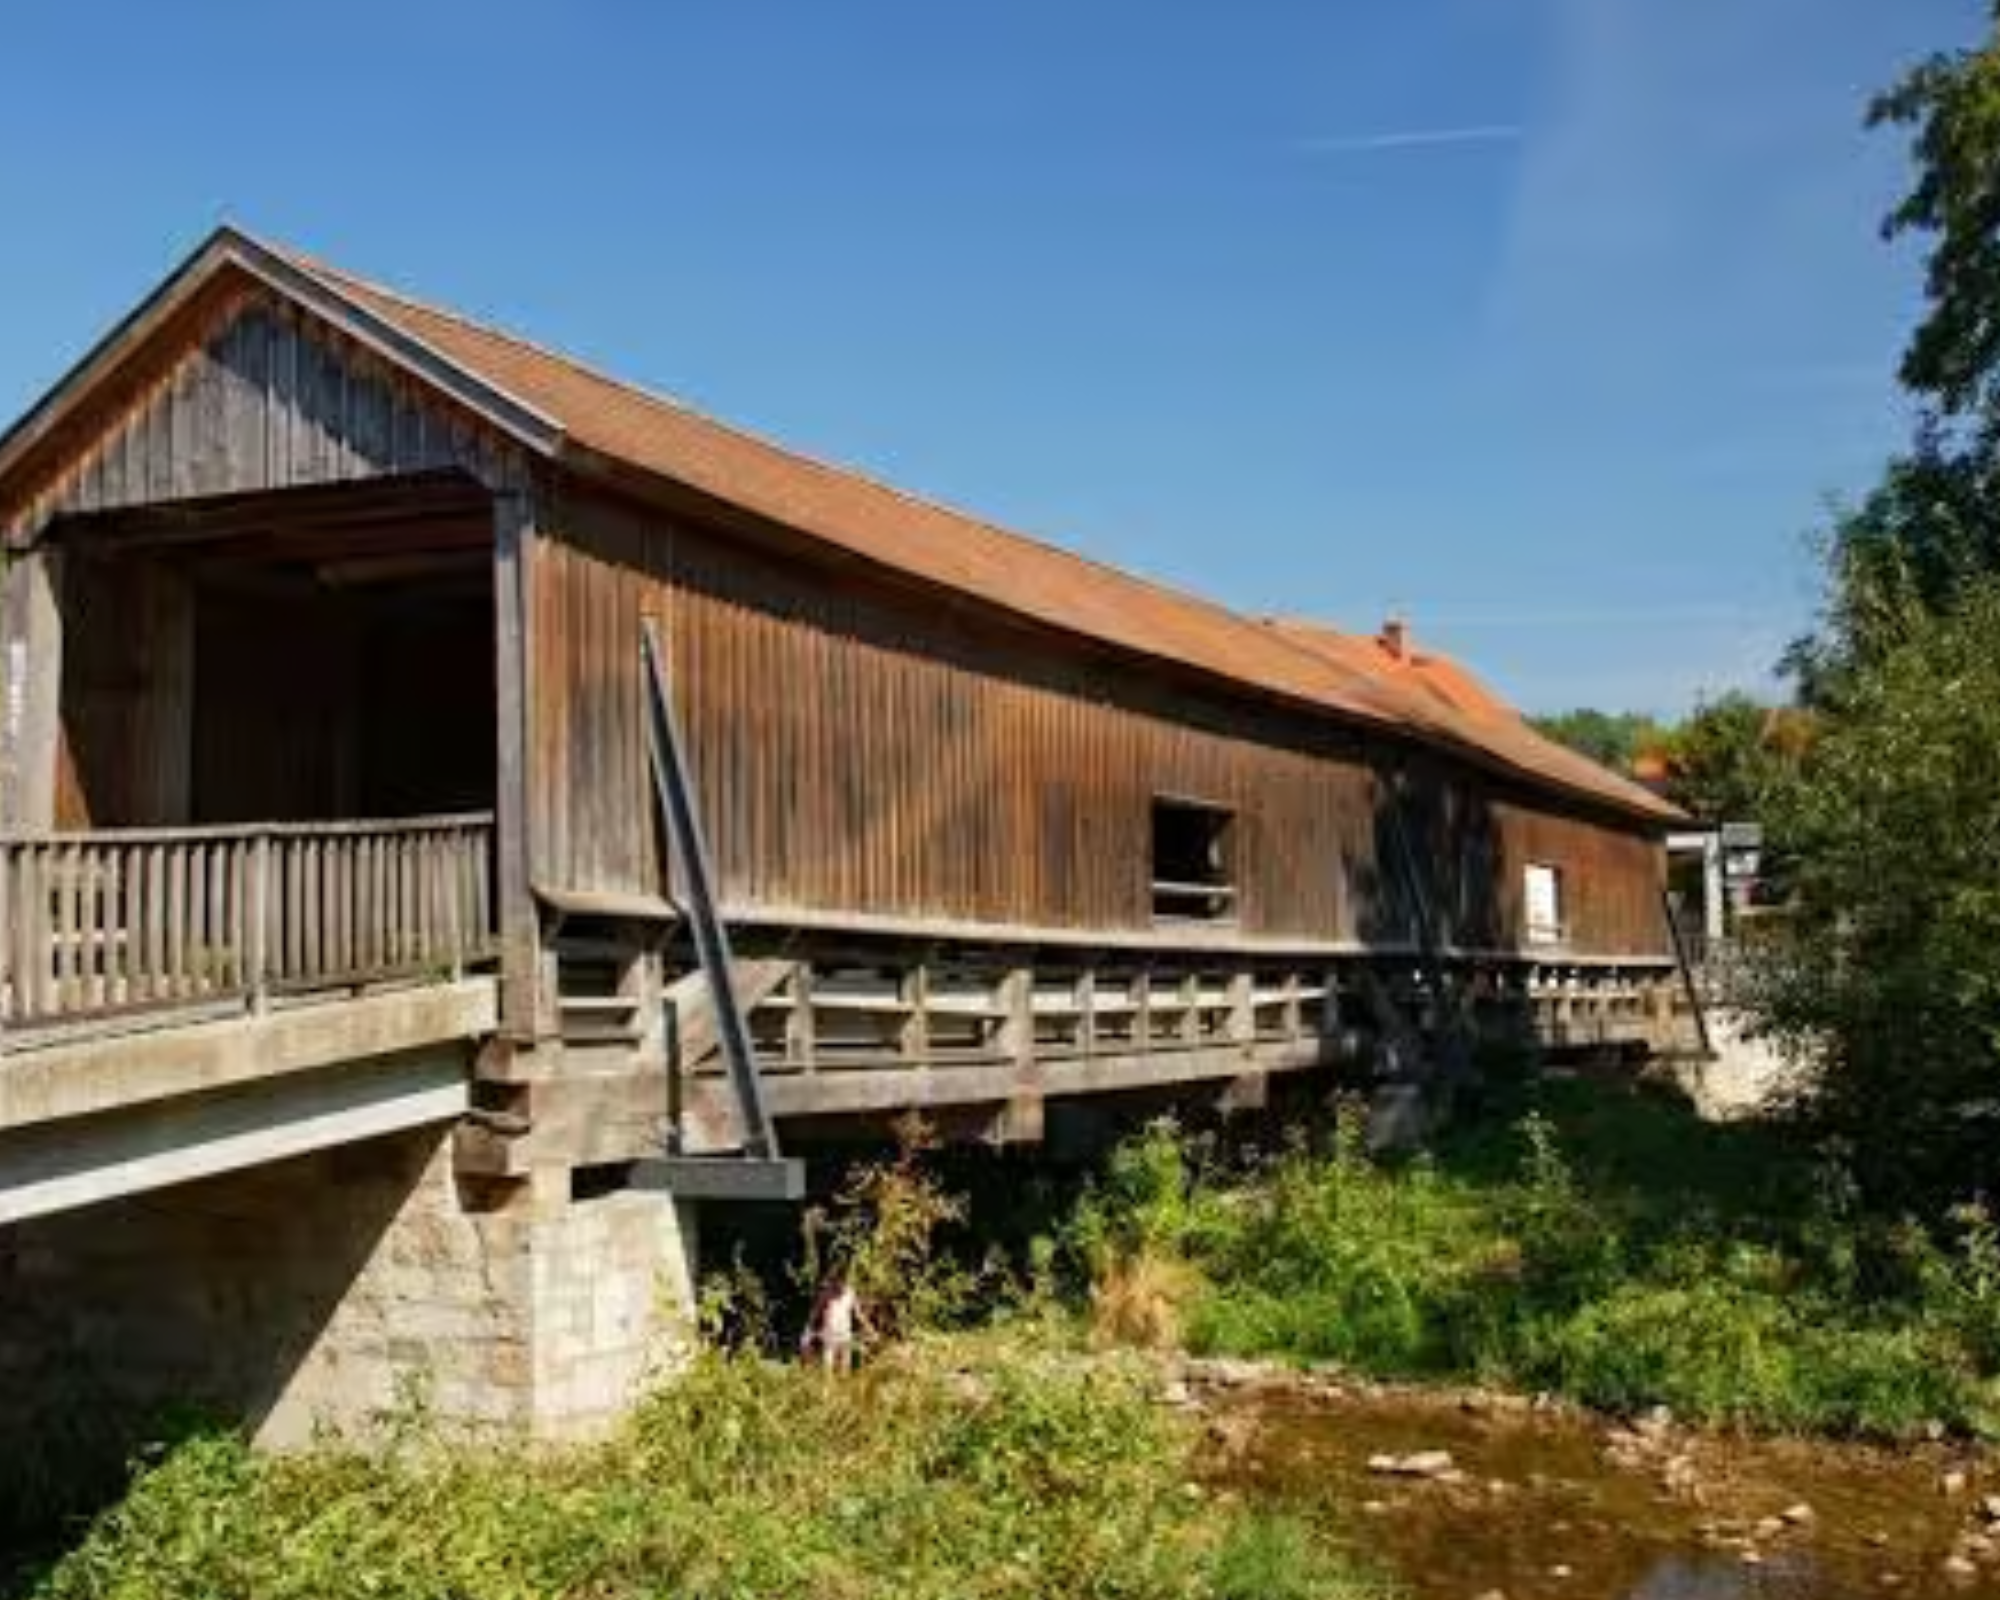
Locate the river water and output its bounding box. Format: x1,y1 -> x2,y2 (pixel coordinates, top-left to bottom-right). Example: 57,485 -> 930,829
1198,1375 -> 2000,1600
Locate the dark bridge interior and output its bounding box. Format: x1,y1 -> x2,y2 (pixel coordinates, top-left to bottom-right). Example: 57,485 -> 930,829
51,472 -> 497,828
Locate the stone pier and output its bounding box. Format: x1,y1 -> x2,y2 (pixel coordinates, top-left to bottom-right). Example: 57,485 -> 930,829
0,1125 -> 699,1456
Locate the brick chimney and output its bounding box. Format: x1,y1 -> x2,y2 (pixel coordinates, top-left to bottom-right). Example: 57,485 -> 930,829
1380,615 -> 1408,661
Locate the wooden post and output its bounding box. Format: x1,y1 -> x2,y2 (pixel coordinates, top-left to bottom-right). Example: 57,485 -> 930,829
1075,966 -> 1097,1057
1227,969 -> 1254,1053
900,960 -> 930,1067
493,490 -> 542,1041
785,960 -> 817,1072
0,548 -> 62,832
997,965 -> 1042,1143
1177,973 -> 1201,1046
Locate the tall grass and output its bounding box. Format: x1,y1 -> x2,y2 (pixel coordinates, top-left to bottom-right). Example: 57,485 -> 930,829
24,1344 -> 1378,1600
1068,1076 -> 2000,1437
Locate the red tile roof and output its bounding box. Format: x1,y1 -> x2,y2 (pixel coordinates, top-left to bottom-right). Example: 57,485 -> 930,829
272,244 -> 1678,826
1262,619 -> 1673,819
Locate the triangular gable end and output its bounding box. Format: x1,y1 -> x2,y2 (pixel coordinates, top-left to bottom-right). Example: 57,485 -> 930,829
0,228 -> 564,546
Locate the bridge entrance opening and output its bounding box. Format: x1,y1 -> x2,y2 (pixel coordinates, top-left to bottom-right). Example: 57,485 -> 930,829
48,471 -> 498,830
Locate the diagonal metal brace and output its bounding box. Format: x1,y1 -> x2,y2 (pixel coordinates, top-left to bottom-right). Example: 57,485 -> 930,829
640,617 -> 780,1162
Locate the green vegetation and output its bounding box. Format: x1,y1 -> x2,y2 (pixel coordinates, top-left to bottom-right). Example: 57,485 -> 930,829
1068,1077 -> 2000,1438
26,1344 -> 1368,1600
1531,696 -> 1800,827
1758,582 -> 2000,1207
1526,709 -> 1669,775
1726,11 -> 2000,1210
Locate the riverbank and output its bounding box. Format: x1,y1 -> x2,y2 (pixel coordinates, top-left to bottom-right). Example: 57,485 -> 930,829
1074,1070 -> 2000,1438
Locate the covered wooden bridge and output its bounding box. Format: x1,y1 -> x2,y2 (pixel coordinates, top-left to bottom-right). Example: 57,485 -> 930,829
0,228 -> 1686,1444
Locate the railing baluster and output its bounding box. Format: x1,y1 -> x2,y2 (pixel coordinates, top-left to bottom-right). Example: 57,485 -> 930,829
334,835 -> 354,981
84,846 -> 108,1012
286,836 -> 304,982
371,833 -> 390,974
162,842 -> 184,1000
302,836 -> 322,985
248,832 -> 271,1012
21,847 -> 47,1019
54,842 -> 79,1012
203,842 -> 223,996
414,831 -> 434,969
142,844 -> 164,1003
399,834 -> 416,970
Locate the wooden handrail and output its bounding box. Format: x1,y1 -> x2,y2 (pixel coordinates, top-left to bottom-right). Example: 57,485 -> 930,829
0,811 -> 496,847
1,815 -> 497,1034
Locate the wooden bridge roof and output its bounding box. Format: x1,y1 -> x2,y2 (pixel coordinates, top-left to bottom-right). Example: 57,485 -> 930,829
0,227 -> 1680,825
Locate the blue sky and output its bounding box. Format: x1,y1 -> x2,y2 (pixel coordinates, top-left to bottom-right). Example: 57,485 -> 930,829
0,0 -> 1980,715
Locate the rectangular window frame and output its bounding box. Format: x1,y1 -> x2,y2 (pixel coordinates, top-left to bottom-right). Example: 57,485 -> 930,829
1150,794 -> 1238,924
1523,860 -> 1565,947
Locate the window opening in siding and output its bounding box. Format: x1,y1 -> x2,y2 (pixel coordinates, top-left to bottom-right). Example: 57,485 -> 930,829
1524,862 -> 1565,946
1151,797 -> 1237,922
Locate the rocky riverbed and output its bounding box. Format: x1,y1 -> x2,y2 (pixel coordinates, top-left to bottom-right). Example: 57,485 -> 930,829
1170,1357 -> 2000,1599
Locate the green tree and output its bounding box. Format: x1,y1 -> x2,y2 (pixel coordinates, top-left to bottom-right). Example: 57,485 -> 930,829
1789,437 -> 2000,705
1786,13 -> 2000,705
1870,12 -> 2000,434
1660,693 -> 1799,825
1529,708 -> 1666,773
1759,583 -> 2000,1205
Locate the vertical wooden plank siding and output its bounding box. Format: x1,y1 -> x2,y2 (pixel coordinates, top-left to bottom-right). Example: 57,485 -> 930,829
2,281 -> 525,539
530,490 -> 1671,959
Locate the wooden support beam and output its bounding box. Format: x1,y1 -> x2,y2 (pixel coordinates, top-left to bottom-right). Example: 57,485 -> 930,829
667,958 -> 797,1070
492,491 -> 542,1041
0,548 -> 62,831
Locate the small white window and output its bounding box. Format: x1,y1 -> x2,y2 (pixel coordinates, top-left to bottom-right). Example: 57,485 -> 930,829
1524,863 -> 1564,946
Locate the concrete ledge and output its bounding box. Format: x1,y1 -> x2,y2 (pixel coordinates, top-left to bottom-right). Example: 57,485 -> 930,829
0,1048 -> 470,1224
0,978 -> 498,1133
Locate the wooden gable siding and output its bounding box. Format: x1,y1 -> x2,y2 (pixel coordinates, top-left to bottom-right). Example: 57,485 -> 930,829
1,277 -> 529,541
532,485 -> 1671,959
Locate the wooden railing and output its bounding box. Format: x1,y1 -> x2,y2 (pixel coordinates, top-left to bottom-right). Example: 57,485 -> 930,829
709,946 -> 1681,1078
0,812 -> 496,1034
